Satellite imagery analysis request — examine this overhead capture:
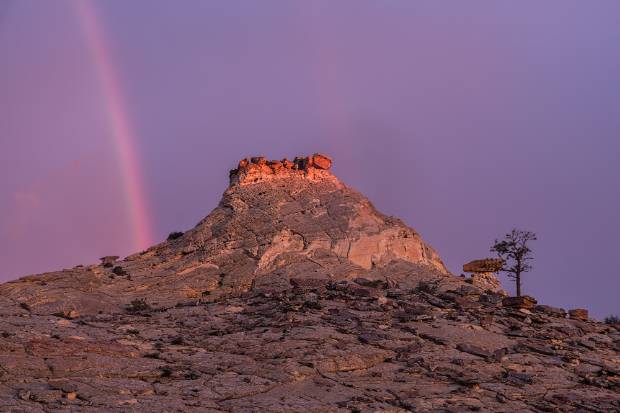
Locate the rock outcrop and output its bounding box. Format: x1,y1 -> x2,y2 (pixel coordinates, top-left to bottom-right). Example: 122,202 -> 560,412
502,295 -> 538,310
463,258 -> 505,295
463,258 -> 503,273
229,153 -> 333,186
569,308 -> 589,321
0,154 -> 618,412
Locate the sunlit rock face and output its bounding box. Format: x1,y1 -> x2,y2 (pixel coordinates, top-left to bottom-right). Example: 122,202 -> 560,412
0,154 -> 618,412
177,153 -> 448,292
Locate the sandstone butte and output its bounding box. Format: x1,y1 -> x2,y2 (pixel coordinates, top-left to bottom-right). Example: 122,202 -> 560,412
0,154 -> 618,412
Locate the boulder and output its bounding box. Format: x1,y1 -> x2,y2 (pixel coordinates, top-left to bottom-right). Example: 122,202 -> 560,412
569,308 -> 589,321
268,160 -> 283,172
534,305 -> 567,318
312,153 -> 332,170
502,295 -> 537,309
463,258 -> 503,273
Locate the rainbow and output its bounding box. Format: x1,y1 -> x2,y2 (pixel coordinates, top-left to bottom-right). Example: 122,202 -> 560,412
74,0 -> 154,251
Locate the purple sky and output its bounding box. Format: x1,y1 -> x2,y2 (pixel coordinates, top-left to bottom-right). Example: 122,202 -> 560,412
2,1 -> 619,318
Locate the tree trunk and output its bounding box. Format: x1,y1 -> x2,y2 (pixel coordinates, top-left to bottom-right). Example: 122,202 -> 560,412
515,271 -> 521,297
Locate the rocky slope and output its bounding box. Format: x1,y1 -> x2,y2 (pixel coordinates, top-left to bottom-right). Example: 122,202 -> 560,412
0,154 -> 618,412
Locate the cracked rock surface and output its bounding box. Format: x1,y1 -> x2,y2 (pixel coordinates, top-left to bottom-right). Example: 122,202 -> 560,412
1,155 -> 618,412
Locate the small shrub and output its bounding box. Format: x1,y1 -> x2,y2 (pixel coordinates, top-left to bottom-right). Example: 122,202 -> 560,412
112,266 -> 128,276
160,366 -> 173,377
19,302 -> 31,311
604,315 -> 620,324
100,256 -> 119,268
167,231 -> 184,241
126,299 -> 151,313
127,329 -> 140,335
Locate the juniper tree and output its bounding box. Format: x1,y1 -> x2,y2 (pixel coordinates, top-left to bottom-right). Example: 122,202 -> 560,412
491,229 -> 537,297
605,315 -> 620,324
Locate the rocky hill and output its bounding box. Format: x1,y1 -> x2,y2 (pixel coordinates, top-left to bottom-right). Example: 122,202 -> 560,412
0,154 -> 618,412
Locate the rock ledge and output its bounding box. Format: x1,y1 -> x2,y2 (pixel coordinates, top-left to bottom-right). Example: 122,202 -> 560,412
229,153 -> 333,186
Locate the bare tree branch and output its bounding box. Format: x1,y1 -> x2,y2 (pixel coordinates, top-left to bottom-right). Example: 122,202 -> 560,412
491,228 -> 536,297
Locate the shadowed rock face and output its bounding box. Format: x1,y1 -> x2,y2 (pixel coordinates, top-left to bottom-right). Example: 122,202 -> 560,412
0,154 -> 618,412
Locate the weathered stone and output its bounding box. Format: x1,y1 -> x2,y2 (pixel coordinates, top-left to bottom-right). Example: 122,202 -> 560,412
67,309 -> 79,319
479,293 -> 504,306
521,342 -> 556,356
457,284 -> 482,296
17,389 -> 30,401
470,272 -> 506,295
281,158 -> 294,169
225,305 -> 244,314
502,295 -> 537,309
349,286 -> 372,297
311,153 -> 332,170
493,347 -> 509,361
290,278 -> 329,291
353,278 -> 387,289
504,371 -> 534,385
268,160 -> 283,172
534,305 -> 567,318
569,308 -> 589,321
238,158 -> 249,168
463,258 -> 503,273
456,343 -> 493,359
455,296 -> 481,310
480,315 -> 495,327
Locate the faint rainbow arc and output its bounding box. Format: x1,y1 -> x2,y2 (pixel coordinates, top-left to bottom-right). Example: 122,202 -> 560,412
74,0 -> 154,251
